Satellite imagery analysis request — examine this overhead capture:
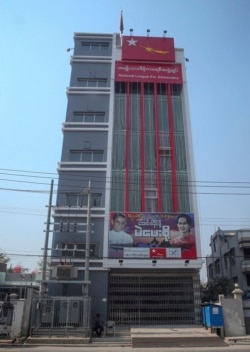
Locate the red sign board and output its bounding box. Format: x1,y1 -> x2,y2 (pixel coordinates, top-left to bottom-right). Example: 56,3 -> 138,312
115,61 -> 182,84
122,36 -> 175,62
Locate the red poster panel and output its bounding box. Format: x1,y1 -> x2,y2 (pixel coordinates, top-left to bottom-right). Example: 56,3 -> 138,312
122,36 -> 175,62
109,212 -> 197,260
115,62 -> 182,84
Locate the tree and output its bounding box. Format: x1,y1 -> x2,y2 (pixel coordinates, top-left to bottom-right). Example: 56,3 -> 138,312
201,277 -> 235,303
0,252 -> 10,264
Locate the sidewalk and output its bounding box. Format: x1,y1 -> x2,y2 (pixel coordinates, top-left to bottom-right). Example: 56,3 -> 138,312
1,327 -> 250,349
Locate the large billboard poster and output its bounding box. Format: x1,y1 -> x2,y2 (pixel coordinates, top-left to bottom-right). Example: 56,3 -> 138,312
109,212 -> 197,260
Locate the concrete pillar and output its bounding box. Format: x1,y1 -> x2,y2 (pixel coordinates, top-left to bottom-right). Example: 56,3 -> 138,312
232,283 -> 243,301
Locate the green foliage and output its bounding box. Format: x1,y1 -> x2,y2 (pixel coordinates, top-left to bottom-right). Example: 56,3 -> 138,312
201,277 -> 235,303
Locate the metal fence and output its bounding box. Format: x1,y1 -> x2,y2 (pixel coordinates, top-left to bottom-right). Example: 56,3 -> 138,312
30,296 -> 91,337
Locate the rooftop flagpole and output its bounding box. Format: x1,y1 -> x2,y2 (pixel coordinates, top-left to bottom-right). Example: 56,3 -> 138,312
120,10 -> 124,45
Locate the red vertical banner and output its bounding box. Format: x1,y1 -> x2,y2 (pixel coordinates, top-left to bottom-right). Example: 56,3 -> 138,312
125,82 -> 130,211
153,82 -> 162,212
140,82 -> 145,211
167,84 -> 179,212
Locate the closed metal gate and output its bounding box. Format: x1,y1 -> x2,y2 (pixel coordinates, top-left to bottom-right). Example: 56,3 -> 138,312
30,296 -> 91,336
108,270 -> 201,326
0,301 -> 13,337
245,317 -> 250,335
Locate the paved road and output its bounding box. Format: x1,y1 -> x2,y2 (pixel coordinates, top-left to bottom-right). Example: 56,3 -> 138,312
2,345 -> 250,352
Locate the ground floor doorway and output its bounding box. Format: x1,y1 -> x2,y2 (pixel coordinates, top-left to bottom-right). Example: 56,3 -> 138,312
108,269 -> 201,325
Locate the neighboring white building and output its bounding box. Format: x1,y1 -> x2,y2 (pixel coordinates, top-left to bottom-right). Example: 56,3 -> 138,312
206,228 -> 250,333
207,227 -> 250,295
49,31 -> 203,326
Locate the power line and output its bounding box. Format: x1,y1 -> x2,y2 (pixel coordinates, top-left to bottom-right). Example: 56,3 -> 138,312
1,184 -> 250,196
0,178 -> 52,185
0,168 -> 57,176
1,167 -> 250,186
0,187 -> 49,193
4,251 -> 249,261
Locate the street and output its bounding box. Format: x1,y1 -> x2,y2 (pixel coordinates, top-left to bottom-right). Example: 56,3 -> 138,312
2,345 -> 250,352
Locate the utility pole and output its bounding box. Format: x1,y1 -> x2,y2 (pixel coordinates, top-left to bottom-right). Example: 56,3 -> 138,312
83,180 -> 91,328
41,179 -> 54,295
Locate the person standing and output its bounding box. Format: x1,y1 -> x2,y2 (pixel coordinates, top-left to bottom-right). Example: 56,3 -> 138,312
93,313 -> 104,337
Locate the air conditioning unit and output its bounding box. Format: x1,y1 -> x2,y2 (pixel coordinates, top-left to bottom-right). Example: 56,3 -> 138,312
52,265 -> 77,280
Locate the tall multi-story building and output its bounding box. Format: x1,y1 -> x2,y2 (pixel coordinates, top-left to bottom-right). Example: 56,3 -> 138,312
49,30 -> 203,326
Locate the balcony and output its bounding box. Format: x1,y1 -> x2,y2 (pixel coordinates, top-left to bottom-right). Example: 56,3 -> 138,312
57,161 -> 107,171
241,259 -> 250,272
238,231 -> 250,248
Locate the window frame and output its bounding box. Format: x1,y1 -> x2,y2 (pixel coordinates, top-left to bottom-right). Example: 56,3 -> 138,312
145,187 -> 157,212
73,111 -> 106,123
69,150 -> 104,162
59,242 -> 100,258
65,192 -> 102,207
77,77 -> 108,87
81,41 -> 110,52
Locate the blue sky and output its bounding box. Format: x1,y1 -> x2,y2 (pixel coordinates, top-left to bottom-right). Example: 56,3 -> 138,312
0,0 -> 249,280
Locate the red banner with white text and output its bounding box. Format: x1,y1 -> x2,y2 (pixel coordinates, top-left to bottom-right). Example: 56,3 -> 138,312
115,61 -> 182,84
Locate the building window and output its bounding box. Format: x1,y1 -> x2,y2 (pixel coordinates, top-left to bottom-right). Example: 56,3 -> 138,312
81,41 -> 109,52
73,111 -> 105,123
224,253 -> 228,269
246,274 -> 250,286
233,276 -> 238,284
208,264 -> 213,278
243,248 -> 250,259
115,82 -> 126,94
212,238 -> 216,252
130,82 -> 141,94
69,150 -> 104,162
77,78 -> 108,87
159,148 -> 171,171
229,248 -> 235,266
145,188 -> 157,212
65,192 -> 102,207
60,243 -> 75,257
215,259 -> 220,274
170,84 -> 182,96
59,242 -> 100,258
157,83 -> 167,95
144,83 -> 154,95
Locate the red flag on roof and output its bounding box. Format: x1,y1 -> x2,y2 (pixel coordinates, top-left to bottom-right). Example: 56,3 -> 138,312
120,11 -> 124,34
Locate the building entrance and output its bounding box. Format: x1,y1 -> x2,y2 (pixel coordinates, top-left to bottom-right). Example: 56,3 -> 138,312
108,270 -> 201,326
